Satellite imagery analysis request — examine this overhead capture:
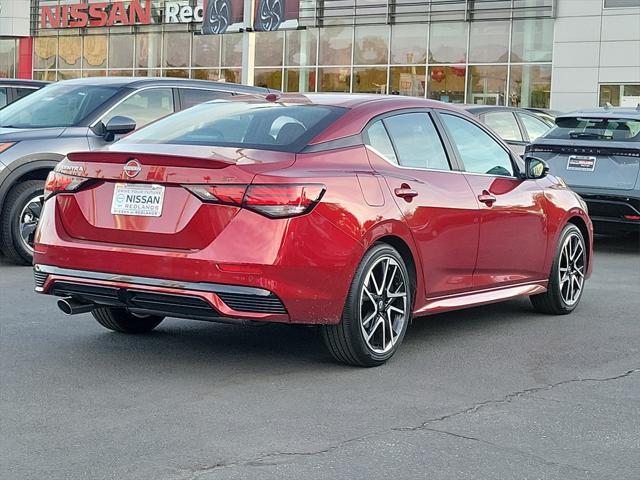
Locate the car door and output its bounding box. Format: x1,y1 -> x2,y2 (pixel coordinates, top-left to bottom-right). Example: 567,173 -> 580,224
437,110 -> 548,289
363,111 -> 480,297
482,110 -> 527,157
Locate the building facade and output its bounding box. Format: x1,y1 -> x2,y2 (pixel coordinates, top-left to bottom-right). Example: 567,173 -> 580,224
0,0 -> 33,79
6,0 -> 640,110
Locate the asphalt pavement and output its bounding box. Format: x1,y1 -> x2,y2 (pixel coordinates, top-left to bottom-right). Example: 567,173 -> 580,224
1,235 -> 639,480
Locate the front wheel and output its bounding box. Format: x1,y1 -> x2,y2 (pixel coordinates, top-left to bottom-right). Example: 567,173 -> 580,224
531,223 -> 587,315
92,307 -> 164,334
322,244 -> 412,367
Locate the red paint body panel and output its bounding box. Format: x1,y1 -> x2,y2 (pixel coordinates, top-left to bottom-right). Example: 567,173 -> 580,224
34,94 -> 593,325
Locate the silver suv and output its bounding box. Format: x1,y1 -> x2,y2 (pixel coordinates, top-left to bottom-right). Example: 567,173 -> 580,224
0,77 -> 269,264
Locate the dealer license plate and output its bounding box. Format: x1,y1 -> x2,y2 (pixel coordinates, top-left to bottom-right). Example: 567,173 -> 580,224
567,155 -> 596,172
111,183 -> 165,217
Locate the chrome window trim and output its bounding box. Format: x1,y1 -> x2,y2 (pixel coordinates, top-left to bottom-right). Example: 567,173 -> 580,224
365,145 -> 458,174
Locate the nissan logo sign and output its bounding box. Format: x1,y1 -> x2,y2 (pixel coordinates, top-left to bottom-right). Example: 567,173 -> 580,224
123,159 -> 142,178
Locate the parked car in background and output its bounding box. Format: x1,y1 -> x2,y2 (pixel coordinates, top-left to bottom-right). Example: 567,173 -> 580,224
465,105 -> 554,156
527,107 -> 640,235
0,77 -> 271,264
524,107 -> 561,127
0,80 -> 48,109
34,94 -> 592,366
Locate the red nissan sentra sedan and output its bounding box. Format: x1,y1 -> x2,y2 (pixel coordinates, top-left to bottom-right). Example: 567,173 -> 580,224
33,94 -> 593,366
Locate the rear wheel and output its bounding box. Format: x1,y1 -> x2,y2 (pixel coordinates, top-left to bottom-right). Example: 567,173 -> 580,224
531,223 -> 587,315
92,307 -> 164,334
322,244 -> 411,367
0,180 -> 44,265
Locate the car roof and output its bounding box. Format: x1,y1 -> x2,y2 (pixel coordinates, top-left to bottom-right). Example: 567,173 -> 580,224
0,79 -> 49,87
462,105 -> 529,115
557,107 -> 640,120
53,77 -> 269,94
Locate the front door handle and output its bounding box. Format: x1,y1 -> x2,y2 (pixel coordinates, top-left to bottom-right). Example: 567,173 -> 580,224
478,191 -> 496,206
394,184 -> 419,200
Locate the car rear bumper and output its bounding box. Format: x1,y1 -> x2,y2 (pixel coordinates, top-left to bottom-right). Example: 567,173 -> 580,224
574,191 -> 640,233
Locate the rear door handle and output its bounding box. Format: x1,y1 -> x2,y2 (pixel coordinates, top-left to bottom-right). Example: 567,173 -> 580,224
477,192 -> 496,206
394,184 -> 419,200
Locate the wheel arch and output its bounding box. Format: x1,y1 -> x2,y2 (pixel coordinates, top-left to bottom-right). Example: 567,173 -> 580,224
0,157 -> 61,215
567,215 -> 591,270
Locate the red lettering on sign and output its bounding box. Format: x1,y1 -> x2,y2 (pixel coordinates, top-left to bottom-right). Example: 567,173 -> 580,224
40,0 -> 153,29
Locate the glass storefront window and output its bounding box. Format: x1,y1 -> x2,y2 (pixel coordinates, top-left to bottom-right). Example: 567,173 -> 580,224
285,29 -> 317,67
33,71 -> 58,81
83,36 -> 107,69
163,69 -> 189,78
469,21 -> 510,63
58,36 -> 82,69
58,70 -> 81,80
135,69 -> 162,77
0,39 -> 16,78
511,19 -> 553,63
427,66 -> 466,103
319,27 -> 353,65
254,68 -> 283,89
136,33 -> 162,69
109,35 -> 134,69
108,70 -> 134,77
509,64 -> 551,108
390,66 -> 426,97
354,25 -> 389,65
599,84 -> 640,107
222,34 -> 243,67
192,69 -> 220,81
34,38 -> 58,71
82,70 -> 107,78
467,65 -> 508,105
255,32 -> 284,67
193,35 -> 220,68
221,68 -> 241,83
318,67 -> 351,92
164,33 -> 190,68
353,67 -> 388,93
429,22 -> 467,64
391,24 -> 427,65
284,68 -> 316,92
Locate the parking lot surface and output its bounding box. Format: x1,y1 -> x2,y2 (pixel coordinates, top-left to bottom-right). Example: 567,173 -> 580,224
1,235 -> 639,480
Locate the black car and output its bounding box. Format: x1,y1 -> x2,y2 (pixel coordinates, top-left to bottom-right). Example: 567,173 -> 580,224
527,107 -> 640,234
0,80 -> 48,109
0,77 -> 271,264
465,105 -> 555,157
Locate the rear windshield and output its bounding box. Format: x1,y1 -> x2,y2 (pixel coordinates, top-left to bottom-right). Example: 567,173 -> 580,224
119,101 -> 347,152
546,117 -> 640,142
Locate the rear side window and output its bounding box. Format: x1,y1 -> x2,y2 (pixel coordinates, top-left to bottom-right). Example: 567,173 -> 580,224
365,120 -> 398,164
103,88 -> 174,128
180,88 -> 232,109
383,113 -> 450,170
483,111 -> 522,142
0,88 -> 7,108
547,117 -> 640,142
118,101 -> 347,153
519,113 -> 550,141
14,87 -> 37,101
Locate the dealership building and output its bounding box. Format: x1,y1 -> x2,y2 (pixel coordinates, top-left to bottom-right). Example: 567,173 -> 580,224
1,0 -> 639,111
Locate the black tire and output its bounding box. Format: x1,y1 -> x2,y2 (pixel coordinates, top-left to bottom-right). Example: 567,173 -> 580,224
531,223 -> 587,315
202,0 -> 231,35
256,0 -> 284,31
0,180 -> 44,265
92,307 -> 164,334
321,244 -> 412,367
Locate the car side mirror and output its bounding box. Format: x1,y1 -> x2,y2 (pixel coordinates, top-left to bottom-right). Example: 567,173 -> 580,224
524,155 -> 549,180
102,116 -> 136,141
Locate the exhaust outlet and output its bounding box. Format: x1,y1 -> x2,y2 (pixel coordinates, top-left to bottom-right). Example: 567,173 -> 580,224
57,298 -> 94,315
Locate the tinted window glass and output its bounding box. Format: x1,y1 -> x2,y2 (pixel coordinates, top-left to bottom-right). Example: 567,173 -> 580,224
181,89 -> 232,109
0,84 -> 119,128
0,88 -> 7,108
546,117 -> 640,142
119,101 -> 346,153
103,88 -> 174,128
15,87 -> 38,100
365,120 -> 397,163
383,113 -> 450,170
519,113 -> 550,141
441,113 -> 514,177
483,111 -> 522,141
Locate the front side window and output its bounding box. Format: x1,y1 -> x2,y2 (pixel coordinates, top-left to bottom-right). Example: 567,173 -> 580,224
181,89 -> 232,109
0,84 -> 119,128
0,88 -> 7,109
383,113 -> 450,170
519,114 -> 550,141
365,120 -> 398,164
483,111 -> 522,142
118,101 -> 346,153
103,88 -> 174,128
441,113 -> 514,177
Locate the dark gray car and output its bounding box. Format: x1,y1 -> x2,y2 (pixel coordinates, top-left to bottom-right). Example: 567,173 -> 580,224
527,107 -> 640,234
0,77 -> 270,264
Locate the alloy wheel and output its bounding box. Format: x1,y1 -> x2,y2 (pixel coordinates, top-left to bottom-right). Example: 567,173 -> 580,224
558,231 -> 586,306
359,255 -> 408,354
18,194 -> 43,254
258,0 -> 283,31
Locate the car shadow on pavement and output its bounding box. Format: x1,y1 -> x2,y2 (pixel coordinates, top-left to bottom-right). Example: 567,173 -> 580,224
593,233 -> 639,254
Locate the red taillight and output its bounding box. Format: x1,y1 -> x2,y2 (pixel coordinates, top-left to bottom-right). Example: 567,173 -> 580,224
623,215 -> 640,221
44,171 -> 89,200
185,183 -> 325,218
